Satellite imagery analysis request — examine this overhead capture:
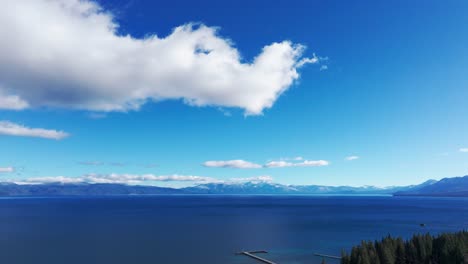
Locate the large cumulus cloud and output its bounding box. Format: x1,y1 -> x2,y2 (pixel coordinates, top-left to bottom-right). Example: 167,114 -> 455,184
0,0 -> 319,114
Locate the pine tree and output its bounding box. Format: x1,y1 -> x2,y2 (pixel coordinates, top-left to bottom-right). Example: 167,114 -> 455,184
395,237 -> 406,264
340,231 -> 468,264
341,249 -> 351,264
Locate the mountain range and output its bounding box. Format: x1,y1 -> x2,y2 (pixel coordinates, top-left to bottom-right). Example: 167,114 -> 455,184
0,176 -> 467,197
393,175 -> 468,197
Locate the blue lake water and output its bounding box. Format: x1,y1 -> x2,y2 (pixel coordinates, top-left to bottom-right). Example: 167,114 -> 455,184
0,195 -> 466,264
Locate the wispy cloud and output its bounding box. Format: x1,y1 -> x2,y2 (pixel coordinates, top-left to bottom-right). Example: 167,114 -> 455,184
20,176 -> 84,184
277,156 -> 303,161
296,54 -> 319,67
264,161 -> 290,168
12,174 -> 220,185
0,0 -> 323,115
84,174 -> 218,184
78,161 -> 104,166
6,174 -> 277,186
0,121 -> 69,140
0,166 -> 14,173
264,160 -> 329,168
204,158 -> 329,169
109,162 -> 125,167
203,160 -> 262,169
459,148 -> 468,153
78,161 -> 125,166
345,156 -> 360,161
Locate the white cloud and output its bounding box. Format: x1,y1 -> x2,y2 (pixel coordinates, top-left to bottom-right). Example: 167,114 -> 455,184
0,0 -> 321,115
345,156 -> 359,161
23,176 -> 84,184
320,65 -> 328,71
0,121 -> 69,140
7,174 -> 278,186
84,173 -> 219,184
459,148 -> 468,153
204,158 -> 329,168
264,160 -> 329,168
203,160 -> 262,169
300,160 -> 329,166
296,55 -> 318,67
278,156 -> 303,161
0,91 -> 29,110
0,166 -> 14,173
264,160 -> 292,168
14,173 -> 220,185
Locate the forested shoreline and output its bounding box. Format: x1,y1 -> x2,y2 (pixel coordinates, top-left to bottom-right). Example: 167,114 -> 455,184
340,231 -> 468,264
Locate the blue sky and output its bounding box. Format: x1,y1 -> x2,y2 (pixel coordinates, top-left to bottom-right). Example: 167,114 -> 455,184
1,0 -> 468,187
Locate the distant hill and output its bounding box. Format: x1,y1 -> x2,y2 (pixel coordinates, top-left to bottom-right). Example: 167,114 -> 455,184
183,182 -> 299,194
184,181 -> 415,195
394,175 -> 468,197
0,176 -> 466,197
0,181 -> 411,196
0,183 -> 184,196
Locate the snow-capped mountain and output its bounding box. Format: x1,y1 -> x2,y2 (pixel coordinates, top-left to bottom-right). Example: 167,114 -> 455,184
0,176 -> 460,196
182,180 -> 436,195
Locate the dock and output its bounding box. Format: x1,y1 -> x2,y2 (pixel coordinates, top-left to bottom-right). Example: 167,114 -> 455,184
236,250 -> 277,264
237,250 -> 341,263
314,253 -> 342,260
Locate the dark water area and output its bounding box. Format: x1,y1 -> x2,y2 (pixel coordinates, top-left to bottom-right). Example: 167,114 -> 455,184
0,195 -> 466,264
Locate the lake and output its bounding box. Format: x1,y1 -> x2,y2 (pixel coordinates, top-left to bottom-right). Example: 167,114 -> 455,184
0,195 -> 466,264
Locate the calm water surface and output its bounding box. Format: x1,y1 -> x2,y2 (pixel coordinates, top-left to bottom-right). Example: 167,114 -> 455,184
0,195 -> 466,264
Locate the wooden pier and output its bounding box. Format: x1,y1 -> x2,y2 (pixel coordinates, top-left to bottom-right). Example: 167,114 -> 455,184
314,253 -> 342,260
236,250 -> 341,263
236,250 -> 277,264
